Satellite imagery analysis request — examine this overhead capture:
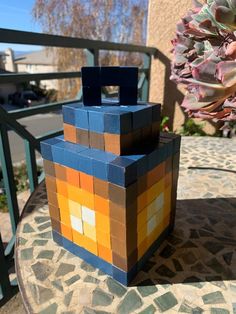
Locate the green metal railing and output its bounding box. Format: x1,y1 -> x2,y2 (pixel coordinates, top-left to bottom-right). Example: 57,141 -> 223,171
0,27 -> 157,305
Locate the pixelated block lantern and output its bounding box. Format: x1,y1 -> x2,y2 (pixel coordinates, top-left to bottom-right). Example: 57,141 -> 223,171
41,66 -> 181,285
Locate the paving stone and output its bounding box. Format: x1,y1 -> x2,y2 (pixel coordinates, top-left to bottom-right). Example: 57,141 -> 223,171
159,244 -> 176,258
32,261 -> 54,281
183,276 -> 204,288
206,258 -> 225,274
172,258 -> 183,272
30,284 -> 54,304
34,216 -> 50,224
137,279 -> 158,297
64,291 -> 73,307
190,229 -> 199,239
117,290 -> 143,314
181,241 -> 198,249
199,229 -> 214,237
138,304 -> 156,314
92,288 -> 114,307
83,308 -> 111,314
222,252 -> 233,266
65,274 -> 81,286
55,263 -> 75,277
37,231 -> 52,239
20,247 -> 33,260
210,308 -> 230,314
37,250 -> 54,260
32,239 -> 48,246
39,303 -> 58,314
156,264 -> 176,278
192,307 -> 204,314
38,221 -> 51,231
18,237 -> 27,245
23,223 -> 35,233
52,279 -> 63,291
56,249 -> 67,261
191,262 -> 209,274
233,303 -> 236,314
178,301 -> 193,313
106,277 -> 127,297
141,260 -> 156,272
181,252 -> 197,265
81,261 -> 96,272
202,291 -> 226,304
154,292 -> 178,312
167,235 -> 183,245
203,241 -> 224,254
84,275 -> 100,284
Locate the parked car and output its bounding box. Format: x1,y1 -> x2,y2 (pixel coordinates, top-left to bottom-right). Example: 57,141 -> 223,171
8,90 -> 45,107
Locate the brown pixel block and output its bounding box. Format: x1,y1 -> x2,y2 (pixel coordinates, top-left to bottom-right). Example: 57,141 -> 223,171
94,177 -> 109,199
89,131 -> 105,150
76,128 -> 90,146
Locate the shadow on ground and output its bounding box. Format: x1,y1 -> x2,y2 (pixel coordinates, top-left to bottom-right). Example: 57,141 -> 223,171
132,197 -> 236,287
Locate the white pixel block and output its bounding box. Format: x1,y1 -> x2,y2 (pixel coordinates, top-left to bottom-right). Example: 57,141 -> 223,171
82,206 -> 96,226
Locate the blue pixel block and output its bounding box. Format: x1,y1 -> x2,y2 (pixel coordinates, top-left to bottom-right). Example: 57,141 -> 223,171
104,110 -> 132,134
40,137 -> 60,161
121,105 -> 152,129
124,154 -> 148,177
147,143 -> 167,171
62,105 -> 76,125
88,110 -> 105,133
108,156 -> 137,186
151,104 -> 161,122
77,149 -> 94,175
74,107 -> 89,129
88,148 -> 116,180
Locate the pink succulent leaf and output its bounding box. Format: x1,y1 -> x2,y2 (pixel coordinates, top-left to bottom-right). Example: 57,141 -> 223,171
223,97 -> 236,108
182,93 -> 212,110
215,6 -> 235,24
192,59 -> 217,83
225,41 -> 236,59
216,61 -> 236,87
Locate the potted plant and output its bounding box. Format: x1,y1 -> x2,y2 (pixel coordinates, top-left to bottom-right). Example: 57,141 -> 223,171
171,0 -> 236,123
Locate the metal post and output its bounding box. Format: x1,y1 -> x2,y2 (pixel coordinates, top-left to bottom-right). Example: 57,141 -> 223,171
85,49 -> 99,66
0,124 -> 19,234
140,53 -> 151,102
0,234 -> 11,304
24,140 -> 38,193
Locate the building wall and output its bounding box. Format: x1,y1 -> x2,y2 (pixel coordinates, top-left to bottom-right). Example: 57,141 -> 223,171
16,63 -> 58,90
147,0 -> 216,134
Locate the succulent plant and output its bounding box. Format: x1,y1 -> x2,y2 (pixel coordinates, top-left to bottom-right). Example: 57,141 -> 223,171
171,0 -> 236,121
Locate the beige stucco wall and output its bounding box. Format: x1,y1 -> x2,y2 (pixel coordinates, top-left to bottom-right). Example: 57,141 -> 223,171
147,0 -> 217,134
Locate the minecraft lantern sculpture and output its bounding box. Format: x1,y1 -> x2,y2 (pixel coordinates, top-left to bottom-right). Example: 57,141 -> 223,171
41,67 -> 181,285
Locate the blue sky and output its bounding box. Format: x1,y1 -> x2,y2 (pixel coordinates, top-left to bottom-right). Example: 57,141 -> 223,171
0,0 -> 42,52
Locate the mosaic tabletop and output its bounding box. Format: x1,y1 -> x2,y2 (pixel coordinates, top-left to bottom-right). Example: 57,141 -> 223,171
15,136 -> 236,314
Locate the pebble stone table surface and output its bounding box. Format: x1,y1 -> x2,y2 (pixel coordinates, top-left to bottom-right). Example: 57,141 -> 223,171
16,136 -> 236,314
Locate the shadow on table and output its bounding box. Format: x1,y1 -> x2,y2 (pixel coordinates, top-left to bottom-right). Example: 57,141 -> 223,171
132,197 -> 236,287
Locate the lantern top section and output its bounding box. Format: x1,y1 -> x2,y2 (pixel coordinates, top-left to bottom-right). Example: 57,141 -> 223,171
81,66 -> 138,106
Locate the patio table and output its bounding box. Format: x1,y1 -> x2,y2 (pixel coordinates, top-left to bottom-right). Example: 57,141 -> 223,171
15,136 -> 236,313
